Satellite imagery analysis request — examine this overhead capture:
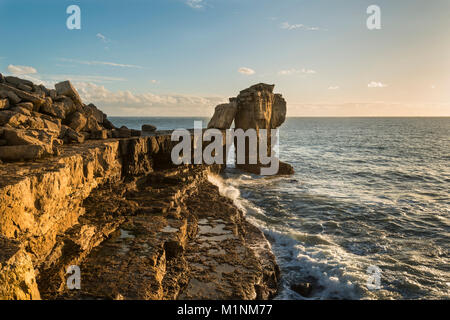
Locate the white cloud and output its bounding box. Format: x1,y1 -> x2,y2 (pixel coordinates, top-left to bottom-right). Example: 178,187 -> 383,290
280,22 -> 322,31
278,68 -> 316,75
7,64 -> 38,75
59,58 -> 142,69
74,81 -> 225,116
96,33 -> 109,43
368,81 -> 387,88
328,86 -> 340,90
238,67 -> 255,75
150,80 -> 159,84
186,0 -> 204,9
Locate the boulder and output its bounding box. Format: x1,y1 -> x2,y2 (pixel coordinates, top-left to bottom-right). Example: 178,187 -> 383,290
0,73 -> 4,83
0,83 -> 45,107
83,103 -> 105,124
118,126 -> 131,138
0,145 -> 48,161
103,118 -> 116,130
83,115 -> 102,132
207,101 -> 237,129
5,76 -> 34,88
15,102 -> 34,112
5,90 -> 21,105
142,124 -> 157,132
38,97 -> 53,113
40,101 -> 66,119
59,125 -> 85,144
55,81 -> 83,106
2,128 -> 56,155
10,107 -> 32,117
0,99 -> 9,110
90,129 -> 108,140
131,129 -> 141,137
0,111 -> 28,127
48,89 -> 57,99
67,111 -> 87,132
17,83 -> 32,92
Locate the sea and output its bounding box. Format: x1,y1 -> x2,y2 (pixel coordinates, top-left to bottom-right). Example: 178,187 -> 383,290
110,117 -> 450,300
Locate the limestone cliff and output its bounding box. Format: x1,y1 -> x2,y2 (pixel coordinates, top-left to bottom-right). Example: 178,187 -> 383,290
0,75 -> 281,300
208,83 -> 294,175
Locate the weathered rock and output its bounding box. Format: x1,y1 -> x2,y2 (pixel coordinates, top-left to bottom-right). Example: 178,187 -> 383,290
16,102 -> 34,112
271,94 -> 287,128
10,106 -> 32,116
0,83 -> 45,108
0,99 -> 9,110
90,129 -> 108,140
131,129 -> 141,137
103,118 -> 116,130
40,101 -> 65,119
17,83 -> 33,92
5,90 -> 21,105
0,73 -> 5,83
2,128 -> 56,155
48,89 -> 57,100
0,236 -> 41,300
118,126 -> 131,138
60,125 -> 85,144
84,104 -> 105,124
230,83 -> 293,175
68,111 -> 87,132
142,124 -> 157,132
207,101 -> 237,129
83,115 -> 102,132
38,97 -> 53,113
0,144 -> 48,161
5,76 -> 34,88
55,81 -> 83,106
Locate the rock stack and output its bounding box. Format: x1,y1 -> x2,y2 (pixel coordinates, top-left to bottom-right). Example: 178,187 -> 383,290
0,74 -> 138,162
208,83 -> 294,175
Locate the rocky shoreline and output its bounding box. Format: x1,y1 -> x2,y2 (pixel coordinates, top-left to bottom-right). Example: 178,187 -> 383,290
0,75 -> 289,300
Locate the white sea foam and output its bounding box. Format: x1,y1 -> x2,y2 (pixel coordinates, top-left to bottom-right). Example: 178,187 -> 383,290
207,173 -> 400,300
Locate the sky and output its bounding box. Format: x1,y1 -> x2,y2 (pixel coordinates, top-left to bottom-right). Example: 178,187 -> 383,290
0,0 -> 449,117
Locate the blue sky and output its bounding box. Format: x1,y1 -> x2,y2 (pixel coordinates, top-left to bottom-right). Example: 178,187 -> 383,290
0,0 -> 449,116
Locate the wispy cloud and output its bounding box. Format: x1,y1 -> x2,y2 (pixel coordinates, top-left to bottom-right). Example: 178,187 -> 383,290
238,67 -> 255,75
368,81 -> 388,88
96,33 -> 109,43
186,0 -> 205,9
58,58 -> 143,69
278,68 -> 316,75
7,64 -> 37,75
328,86 -> 340,90
280,22 -> 323,31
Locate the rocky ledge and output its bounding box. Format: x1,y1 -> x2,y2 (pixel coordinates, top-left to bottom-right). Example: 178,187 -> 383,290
0,75 -> 284,300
